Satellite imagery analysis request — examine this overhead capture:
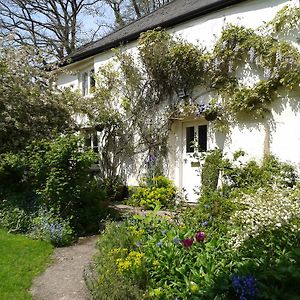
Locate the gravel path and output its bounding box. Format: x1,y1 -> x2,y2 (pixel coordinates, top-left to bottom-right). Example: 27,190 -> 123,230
30,235 -> 98,300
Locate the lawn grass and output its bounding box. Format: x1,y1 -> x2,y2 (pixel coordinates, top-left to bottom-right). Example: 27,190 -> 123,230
0,229 -> 53,300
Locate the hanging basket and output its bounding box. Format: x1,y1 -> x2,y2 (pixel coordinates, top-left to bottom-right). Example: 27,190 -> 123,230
204,111 -> 218,121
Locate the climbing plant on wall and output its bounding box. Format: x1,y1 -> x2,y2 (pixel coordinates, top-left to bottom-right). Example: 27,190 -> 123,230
86,5 -> 300,179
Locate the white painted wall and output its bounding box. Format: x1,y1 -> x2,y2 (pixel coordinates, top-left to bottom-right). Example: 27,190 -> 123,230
57,0 -> 300,199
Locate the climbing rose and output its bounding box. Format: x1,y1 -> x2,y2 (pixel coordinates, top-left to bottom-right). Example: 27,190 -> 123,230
181,238 -> 193,248
195,231 -> 205,242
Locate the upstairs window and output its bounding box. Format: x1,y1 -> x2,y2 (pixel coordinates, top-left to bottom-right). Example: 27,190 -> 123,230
80,68 -> 95,96
82,72 -> 88,96
90,69 -> 95,92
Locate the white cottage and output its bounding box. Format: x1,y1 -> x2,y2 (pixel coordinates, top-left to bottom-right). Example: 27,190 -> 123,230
57,0 -> 300,202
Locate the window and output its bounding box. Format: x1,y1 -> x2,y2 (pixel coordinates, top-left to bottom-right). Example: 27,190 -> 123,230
80,68 -> 95,96
90,69 -> 95,92
198,125 -> 207,152
186,126 -> 195,153
186,125 -> 207,153
82,72 -> 88,96
84,132 -> 99,153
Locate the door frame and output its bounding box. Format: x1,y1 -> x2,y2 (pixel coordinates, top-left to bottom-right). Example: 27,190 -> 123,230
179,118 -> 209,201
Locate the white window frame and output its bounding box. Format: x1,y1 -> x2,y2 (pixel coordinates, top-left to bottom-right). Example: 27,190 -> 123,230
79,68 -> 95,96
83,130 -> 99,153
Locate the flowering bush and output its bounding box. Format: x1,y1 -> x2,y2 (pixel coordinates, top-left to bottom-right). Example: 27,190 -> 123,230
30,208 -> 74,247
228,187 -> 300,249
127,176 -> 178,209
232,275 -> 258,300
89,155 -> 300,300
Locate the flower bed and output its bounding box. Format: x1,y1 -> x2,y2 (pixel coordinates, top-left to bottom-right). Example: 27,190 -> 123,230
87,156 -> 300,300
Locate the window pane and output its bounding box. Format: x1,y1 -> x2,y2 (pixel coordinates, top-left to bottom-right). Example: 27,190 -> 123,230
198,125 -> 207,152
186,126 -> 195,153
82,72 -> 88,96
84,135 -> 91,148
90,69 -> 95,92
93,133 -> 98,153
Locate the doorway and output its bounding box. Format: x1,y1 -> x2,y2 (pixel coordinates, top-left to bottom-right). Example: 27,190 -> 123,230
181,120 -> 208,202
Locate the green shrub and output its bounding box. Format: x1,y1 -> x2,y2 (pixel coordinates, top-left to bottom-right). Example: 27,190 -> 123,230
201,149 -> 223,194
89,155 -> 300,299
25,135 -> 97,220
76,181 -> 120,235
222,153 -> 297,192
127,176 -> 177,209
0,204 -> 32,233
85,221 -> 144,299
0,135 -> 118,235
30,208 -> 74,247
99,175 -> 128,202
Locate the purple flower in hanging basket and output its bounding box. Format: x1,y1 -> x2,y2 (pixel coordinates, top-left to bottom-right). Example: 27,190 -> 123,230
145,154 -> 156,167
195,231 -> 205,242
195,100 -> 223,121
181,238 -> 194,248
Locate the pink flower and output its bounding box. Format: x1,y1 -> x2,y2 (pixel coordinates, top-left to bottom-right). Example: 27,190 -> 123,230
195,231 -> 205,242
181,238 -> 193,248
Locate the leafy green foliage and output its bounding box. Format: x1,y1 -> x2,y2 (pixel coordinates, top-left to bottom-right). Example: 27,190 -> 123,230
25,135 -> 97,222
0,135 -> 115,239
139,29 -> 208,95
222,154 -> 297,192
0,205 -> 32,234
267,5 -> 300,33
85,221 -> 144,300
90,154 -> 300,299
0,47 -> 81,153
127,176 -> 178,209
30,208 -> 74,247
200,149 -> 223,194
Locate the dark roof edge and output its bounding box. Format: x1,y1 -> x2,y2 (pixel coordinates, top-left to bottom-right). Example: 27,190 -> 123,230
62,0 -> 245,66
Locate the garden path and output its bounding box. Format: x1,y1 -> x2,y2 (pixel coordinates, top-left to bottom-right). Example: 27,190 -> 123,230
30,235 -> 98,300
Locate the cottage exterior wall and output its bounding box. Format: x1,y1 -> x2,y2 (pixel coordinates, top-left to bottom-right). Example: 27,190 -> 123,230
57,0 -> 300,200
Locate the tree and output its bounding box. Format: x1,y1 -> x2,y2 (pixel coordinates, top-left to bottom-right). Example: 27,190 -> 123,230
0,46 -> 81,153
103,0 -> 126,28
0,0 -> 103,61
129,0 -> 173,18
104,0 -> 173,28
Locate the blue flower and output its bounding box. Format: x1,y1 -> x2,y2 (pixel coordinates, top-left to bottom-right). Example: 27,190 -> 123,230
145,154 -> 156,166
136,241 -> 142,247
232,275 -> 257,299
201,221 -> 209,226
161,229 -> 167,235
156,240 -> 163,247
173,237 -> 181,244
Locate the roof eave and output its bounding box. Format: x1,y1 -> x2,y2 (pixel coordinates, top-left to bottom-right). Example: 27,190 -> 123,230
61,0 -> 245,67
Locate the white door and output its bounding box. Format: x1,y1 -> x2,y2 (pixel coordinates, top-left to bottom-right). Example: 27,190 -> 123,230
181,121 -> 208,202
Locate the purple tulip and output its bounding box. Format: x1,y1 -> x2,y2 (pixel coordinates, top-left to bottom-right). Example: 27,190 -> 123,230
181,238 -> 193,248
195,231 -> 205,242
